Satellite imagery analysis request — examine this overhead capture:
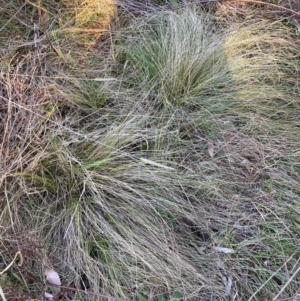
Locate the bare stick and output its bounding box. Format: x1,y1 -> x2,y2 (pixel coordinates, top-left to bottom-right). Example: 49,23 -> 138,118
228,0 -> 300,17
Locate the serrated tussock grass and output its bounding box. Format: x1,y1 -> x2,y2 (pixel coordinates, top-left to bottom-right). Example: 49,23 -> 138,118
118,7 -> 298,111
1,2 -> 300,301
0,71 -> 219,297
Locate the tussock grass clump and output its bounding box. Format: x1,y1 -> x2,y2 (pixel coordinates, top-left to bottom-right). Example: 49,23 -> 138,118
119,8 -> 228,106
0,67 -> 222,298
58,78 -> 110,110
0,104 -> 220,298
118,7 -> 298,111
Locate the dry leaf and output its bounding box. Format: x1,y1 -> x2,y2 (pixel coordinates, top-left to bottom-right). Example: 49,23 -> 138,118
93,77 -> 117,82
44,292 -> 54,300
38,1 -> 50,26
225,275 -> 233,295
140,158 -> 175,170
45,268 -> 61,292
207,141 -> 214,158
213,246 -> 235,254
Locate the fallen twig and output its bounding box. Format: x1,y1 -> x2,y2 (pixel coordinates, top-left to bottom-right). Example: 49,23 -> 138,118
228,0 -> 300,18
0,251 -> 23,276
